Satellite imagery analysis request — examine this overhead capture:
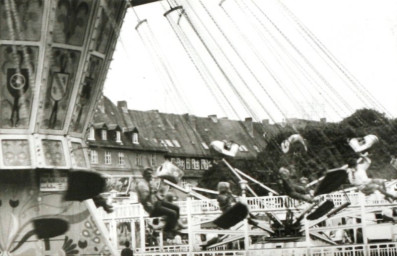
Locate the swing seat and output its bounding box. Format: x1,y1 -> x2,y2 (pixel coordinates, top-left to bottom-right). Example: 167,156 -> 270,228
314,168 -> 347,196
156,161 -> 184,184
281,134 -> 307,153
64,171 -> 106,201
307,200 -> 335,220
213,202 -> 249,229
210,140 -> 240,157
348,134 -> 378,153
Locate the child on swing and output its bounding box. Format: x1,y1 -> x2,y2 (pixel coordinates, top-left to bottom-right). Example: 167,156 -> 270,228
277,167 -> 315,203
345,153 -> 397,202
216,181 -> 257,226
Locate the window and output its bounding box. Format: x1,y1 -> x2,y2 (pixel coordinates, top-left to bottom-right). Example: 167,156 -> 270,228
116,131 -> 121,143
136,154 -> 142,166
201,159 -> 209,170
150,154 -> 156,166
104,151 -> 111,164
239,145 -> 249,152
132,132 -> 139,144
118,152 -> 125,166
201,142 -> 209,149
90,150 -> 98,164
185,159 -> 191,170
172,139 -> 181,147
88,127 -> 95,141
153,138 -> 158,144
101,130 -> 107,140
176,158 -> 185,169
192,159 -> 200,170
165,140 -> 174,147
160,140 -> 167,147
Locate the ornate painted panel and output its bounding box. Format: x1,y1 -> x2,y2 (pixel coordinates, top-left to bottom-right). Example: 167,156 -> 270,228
70,55 -> 103,133
36,194 -> 111,255
94,0 -> 124,53
71,142 -> 87,168
52,0 -> 93,46
1,139 -> 30,166
42,139 -> 66,167
0,0 -> 44,41
0,170 -> 40,255
0,170 -> 112,255
0,45 -> 38,129
40,48 -> 81,130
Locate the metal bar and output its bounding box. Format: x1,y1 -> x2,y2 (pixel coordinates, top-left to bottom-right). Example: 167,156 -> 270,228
235,168 -> 279,195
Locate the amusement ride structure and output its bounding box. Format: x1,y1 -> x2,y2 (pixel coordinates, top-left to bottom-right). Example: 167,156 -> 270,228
1,0 -> 397,256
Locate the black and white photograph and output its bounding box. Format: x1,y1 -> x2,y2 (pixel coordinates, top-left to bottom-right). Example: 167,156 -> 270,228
1,0 -> 397,255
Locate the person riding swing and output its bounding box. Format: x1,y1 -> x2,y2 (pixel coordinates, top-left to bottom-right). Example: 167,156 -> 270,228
277,167 -> 315,204
137,168 -> 180,238
215,181 -> 257,228
345,153 -> 397,202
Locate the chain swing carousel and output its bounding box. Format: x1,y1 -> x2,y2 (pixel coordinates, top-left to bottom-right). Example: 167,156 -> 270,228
3,0 -> 397,256
100,135 -> 397,256
0,0 -> 131,255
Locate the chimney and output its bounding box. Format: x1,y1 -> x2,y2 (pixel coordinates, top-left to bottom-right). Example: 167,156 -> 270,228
320,117 -> 327,123
262,119 -> 269,125
117,101 -> 128,113
208,114 -> 218,123
244,117 -> 254,137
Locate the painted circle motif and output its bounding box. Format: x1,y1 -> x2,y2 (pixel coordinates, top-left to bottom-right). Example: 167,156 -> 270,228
9,73 -> 26,90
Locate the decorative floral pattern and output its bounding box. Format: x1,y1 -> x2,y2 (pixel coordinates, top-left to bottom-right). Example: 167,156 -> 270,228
70,56 -> 102,133
53,0 -> 92,46
42,139 -> 66,166
40,48 -> 80,130
0,0 -> 43,41
0,45 -> 37,129
2,140 -> 30,166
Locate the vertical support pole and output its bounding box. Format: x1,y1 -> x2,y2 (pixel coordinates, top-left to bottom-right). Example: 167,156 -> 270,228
131,221 -> 136,251
186,184 -> 194,255
111,216 -> 118,249
353,217 -> 357,243
139,204 -> 146,252
360,192 -> 368,256
304,215 -> 311,255
159,231 -> 164,250
239,180 -> 249,253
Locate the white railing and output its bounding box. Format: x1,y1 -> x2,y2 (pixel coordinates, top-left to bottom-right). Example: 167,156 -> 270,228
133,243 -> 397,256
100,192 -> 396,220
140,245 -> 190,253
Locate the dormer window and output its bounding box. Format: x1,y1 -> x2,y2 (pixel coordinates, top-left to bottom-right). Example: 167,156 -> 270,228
132,132 -> 139,144
116,131 -> 121,143
101,130 -> 107,140
172,140 -> 181,148
88,126 -> 95,141
239,145 -> 248,152
165,140 -> 174,147
160,140 -> 167,147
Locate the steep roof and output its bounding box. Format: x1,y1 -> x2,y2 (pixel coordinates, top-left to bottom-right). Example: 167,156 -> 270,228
91,96 -> 274,158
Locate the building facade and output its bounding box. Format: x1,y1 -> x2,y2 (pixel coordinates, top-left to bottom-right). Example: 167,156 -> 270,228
87,96 -> 273,198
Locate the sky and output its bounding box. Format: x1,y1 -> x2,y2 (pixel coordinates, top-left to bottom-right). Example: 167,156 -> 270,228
104,0 -> 397,123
